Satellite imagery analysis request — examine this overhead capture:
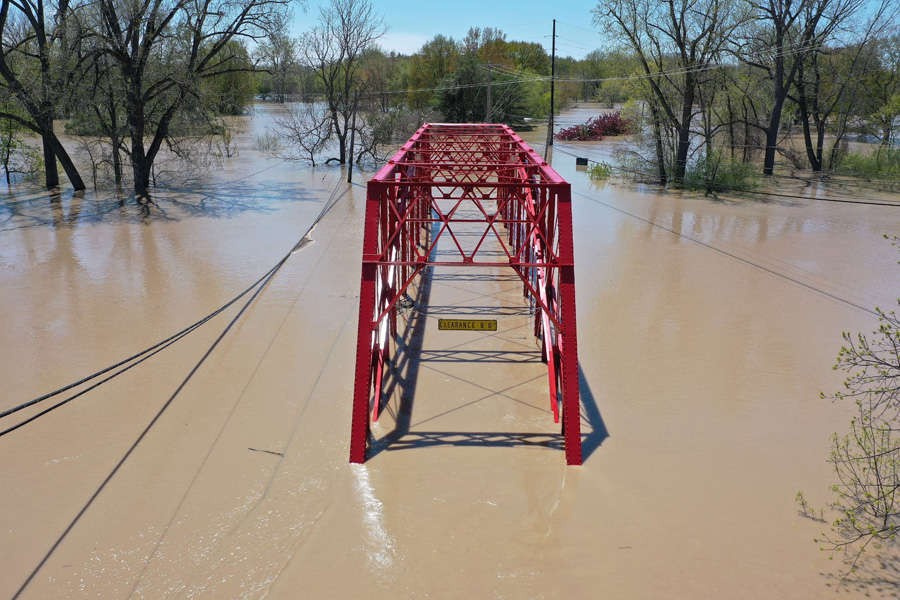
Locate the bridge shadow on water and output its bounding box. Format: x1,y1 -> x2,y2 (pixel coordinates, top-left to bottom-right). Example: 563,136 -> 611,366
368,234 -> 609,462
371,364 -> 609,462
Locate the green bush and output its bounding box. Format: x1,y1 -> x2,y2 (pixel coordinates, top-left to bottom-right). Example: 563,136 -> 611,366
682,152 -> 758,192
587,161 -> 613,179
834,147 -> 900,183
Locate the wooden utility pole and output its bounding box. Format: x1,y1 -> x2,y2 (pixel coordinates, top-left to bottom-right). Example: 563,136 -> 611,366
544,18 -> 556,160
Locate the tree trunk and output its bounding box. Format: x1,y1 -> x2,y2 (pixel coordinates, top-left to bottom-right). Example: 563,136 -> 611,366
797,91 -> 821,171
37,112 -> 86,190
815,120 -> 825,168
112,140 -> 122,185
109,100 -> 122,185
673,85 -> 693,183
41,128 -> 59,188
827,133 -> 846,170
650,101 -> 667,185
762,95 -> 784,176
742,100 -> 751,163
337,131 -> 346,164
3,129 -> 10,185
46,135 -> 85,191
727,97 -> 735,160
763,34 -> 792,177
127,80 -> 150,196
132,157 -> 151,196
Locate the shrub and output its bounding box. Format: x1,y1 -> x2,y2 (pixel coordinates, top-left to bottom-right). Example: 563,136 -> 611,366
682,152 -> 758,192
620,99 -> 645,132
555,112 -> 632,141
834,147 -> 900,184
587,162 -> 613,179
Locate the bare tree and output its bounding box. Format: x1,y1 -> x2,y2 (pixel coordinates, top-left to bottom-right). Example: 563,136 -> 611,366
595,0 -> 743,183
0,0 -> 87,189
868,33 -> 900,145
271,103 -> 331,165
93,0 -> 295,195
793,0 -> 896,170
301,0 -> 384,164
255,17 -> 297,103
735,0 -> 864,175
74,49 -> 128,186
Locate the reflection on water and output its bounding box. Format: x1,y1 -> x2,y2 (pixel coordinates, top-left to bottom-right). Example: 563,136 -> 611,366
0,171 -> 328,232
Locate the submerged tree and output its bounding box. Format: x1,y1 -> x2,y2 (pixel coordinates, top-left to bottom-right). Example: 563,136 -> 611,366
271,102 -> 331,165
791,0 -> 892,171
595,0 -> 743,184
301,0 -> 384,164
866,34 -> 900,146
0,0 -> 87,189
736,0 -> 865,176
93,0 -> 293,195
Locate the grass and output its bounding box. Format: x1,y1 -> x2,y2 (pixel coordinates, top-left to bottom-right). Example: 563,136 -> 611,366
834,147 -> 900,185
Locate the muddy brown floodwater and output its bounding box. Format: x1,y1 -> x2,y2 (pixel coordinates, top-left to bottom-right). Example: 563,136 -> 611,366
2,104 -> 899,599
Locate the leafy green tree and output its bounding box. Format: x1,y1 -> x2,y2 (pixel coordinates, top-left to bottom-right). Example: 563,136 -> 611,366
359,47 -> 403,112
407,35 -> 459,108
866,35 -> 900,146
437,55 -> 486,122
204,41 -> 256,115
506,41 -> 549,75
437,55 -> 526,125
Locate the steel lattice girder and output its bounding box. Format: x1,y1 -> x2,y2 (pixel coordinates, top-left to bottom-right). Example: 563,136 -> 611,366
349,123 -> 582,465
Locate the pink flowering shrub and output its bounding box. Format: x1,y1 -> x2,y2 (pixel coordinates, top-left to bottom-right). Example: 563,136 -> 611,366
555,112 -> 631,141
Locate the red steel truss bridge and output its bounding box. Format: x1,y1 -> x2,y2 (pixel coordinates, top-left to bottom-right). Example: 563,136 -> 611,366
350,123 -> 583,465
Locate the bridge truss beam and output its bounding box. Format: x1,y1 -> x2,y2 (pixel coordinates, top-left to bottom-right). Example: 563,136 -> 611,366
350,123 -> 582,465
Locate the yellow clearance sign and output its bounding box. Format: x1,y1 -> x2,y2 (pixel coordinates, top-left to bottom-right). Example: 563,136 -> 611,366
438,319 -> 498,331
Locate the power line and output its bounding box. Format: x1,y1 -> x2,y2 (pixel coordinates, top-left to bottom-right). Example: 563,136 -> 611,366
1,175 -> 348,434
8,178 -> 350,599
355,38 -> 834,101
196,39 -> 832,105
570,189 -> 879,317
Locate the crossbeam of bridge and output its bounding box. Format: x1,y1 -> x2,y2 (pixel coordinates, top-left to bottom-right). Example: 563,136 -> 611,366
349,123 -> 582,465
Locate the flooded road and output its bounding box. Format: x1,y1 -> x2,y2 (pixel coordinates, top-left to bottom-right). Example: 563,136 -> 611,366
1,104 -> 899,599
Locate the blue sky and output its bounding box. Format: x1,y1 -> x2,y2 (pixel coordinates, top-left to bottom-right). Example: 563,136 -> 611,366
291,1 -> 603,58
